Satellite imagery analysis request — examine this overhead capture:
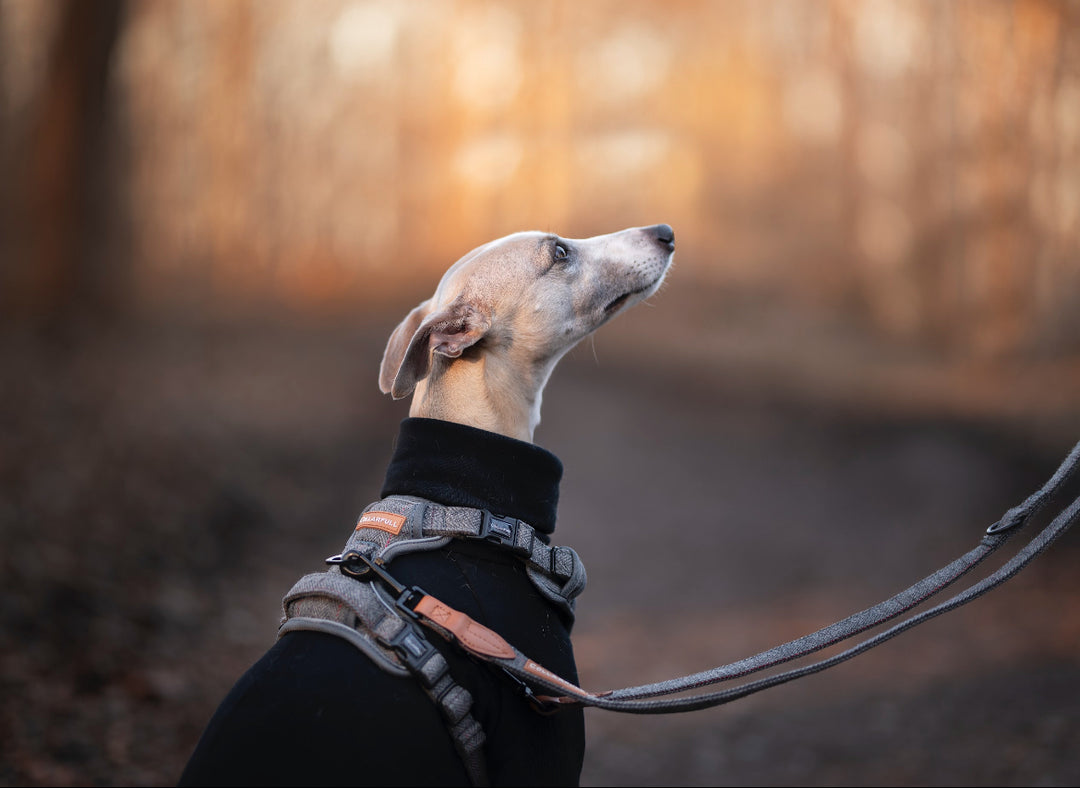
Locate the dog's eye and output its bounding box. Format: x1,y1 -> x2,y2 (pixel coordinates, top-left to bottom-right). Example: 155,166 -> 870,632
553,243 -> 569,261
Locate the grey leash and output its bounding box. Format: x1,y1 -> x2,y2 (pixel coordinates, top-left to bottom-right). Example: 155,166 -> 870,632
499,439 -> 1080,712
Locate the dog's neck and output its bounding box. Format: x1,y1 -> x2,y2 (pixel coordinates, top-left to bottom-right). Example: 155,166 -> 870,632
408,350 -> 559,443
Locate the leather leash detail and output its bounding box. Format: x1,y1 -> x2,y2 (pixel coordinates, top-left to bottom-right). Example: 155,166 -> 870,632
326,550 -> 601,710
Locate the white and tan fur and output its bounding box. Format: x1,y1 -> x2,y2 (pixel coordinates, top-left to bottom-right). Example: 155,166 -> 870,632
379,224 -> 675,441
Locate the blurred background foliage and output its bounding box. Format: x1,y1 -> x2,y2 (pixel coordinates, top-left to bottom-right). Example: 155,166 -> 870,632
2,0 -> 1079,359
2,2 -> 1080,786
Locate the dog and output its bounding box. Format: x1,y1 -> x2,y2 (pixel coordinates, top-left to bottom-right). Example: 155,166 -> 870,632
178,224 -> 675,787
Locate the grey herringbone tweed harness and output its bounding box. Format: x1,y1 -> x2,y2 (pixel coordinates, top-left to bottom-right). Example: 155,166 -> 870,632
280,495 -> 587,787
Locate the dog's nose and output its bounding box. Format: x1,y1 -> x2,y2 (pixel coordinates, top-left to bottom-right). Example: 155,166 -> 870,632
649,224 -> 675,251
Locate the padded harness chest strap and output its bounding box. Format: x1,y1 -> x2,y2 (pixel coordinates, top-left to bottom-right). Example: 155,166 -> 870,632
280,571 -> 489,786
346,495 -> 587,618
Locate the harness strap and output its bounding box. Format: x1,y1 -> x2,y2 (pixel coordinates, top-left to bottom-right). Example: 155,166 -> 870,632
346,495 -> 587,617
277,616 -> 409,677
280,571 -> 489,786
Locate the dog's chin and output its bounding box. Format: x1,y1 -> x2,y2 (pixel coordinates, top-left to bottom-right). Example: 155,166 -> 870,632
603,291 -> 634,315
603,275 -> 666,318
596,288 -> 647,329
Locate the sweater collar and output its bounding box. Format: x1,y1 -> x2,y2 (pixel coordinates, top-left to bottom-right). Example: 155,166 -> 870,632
379,418 -> 563,535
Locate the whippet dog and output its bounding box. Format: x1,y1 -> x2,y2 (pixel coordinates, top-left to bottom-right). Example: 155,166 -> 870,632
179,224 -> 675,787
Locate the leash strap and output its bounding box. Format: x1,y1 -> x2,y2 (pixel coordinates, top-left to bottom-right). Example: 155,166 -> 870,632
360,440 -> 1080,715
509,438 -> 1080,712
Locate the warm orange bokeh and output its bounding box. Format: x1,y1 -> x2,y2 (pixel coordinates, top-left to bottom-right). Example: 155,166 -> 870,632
2,0 -> 1078,357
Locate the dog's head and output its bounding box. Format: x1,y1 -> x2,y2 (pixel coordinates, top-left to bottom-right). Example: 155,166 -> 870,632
379,224 -> 675,402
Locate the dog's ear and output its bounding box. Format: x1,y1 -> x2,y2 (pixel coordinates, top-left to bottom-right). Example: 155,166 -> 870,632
379,298 -> 492,400
379,299 -> 432,397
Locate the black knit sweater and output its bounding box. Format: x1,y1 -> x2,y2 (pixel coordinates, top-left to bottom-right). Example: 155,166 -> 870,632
178,418 -> 585,787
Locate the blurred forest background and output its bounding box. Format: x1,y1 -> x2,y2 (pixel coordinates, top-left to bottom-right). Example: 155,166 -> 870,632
1,1 -> 1079,786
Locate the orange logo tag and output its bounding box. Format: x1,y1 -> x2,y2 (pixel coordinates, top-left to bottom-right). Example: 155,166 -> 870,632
356,511 -> 407,535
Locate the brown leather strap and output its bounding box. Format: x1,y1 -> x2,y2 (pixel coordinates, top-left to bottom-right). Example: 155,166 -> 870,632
414,595 -> 516,660
521,659 -> 592,700
413,594 -> 602,707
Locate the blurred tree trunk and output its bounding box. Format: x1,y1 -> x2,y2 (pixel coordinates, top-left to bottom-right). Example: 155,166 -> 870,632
1,0 -> 126,330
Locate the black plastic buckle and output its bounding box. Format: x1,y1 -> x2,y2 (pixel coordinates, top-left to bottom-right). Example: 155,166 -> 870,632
478,510 -> 533,557
385,618 -> 439,672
